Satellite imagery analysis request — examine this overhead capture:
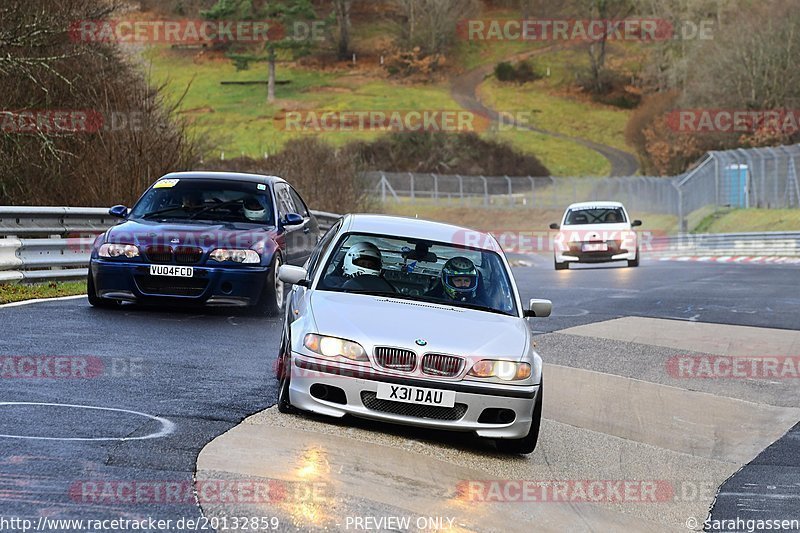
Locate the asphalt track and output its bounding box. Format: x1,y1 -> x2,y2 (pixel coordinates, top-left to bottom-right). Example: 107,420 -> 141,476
1,256 -> 798,531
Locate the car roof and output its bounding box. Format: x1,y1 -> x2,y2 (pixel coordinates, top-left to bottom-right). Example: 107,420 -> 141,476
157,171 -> 286,185
566,201 -> 625,209
340,214 -> 502,253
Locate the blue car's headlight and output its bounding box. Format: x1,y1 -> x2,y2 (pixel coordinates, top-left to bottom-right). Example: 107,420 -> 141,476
209,249 -> 260,264
98,243 -> 140,258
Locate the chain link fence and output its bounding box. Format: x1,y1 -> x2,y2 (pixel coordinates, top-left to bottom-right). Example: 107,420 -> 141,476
365,143 -> 800,231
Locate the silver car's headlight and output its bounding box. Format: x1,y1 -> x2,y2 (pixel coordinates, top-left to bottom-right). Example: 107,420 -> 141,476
468,360 -> 531,381
304,334 -> 368,362
98,243 -> 139,258
209,249 -> 260,264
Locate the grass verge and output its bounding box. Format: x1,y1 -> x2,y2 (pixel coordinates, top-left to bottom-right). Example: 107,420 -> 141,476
0,281 -> 86,305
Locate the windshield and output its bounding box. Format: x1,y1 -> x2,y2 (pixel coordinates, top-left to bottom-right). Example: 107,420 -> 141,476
129,179 -> 275,225
564,207 -> 626,225
317,233 -> 519,317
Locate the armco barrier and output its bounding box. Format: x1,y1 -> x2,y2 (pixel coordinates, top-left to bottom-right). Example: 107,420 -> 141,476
0,207 -> 341,283
647,232 -> 800,258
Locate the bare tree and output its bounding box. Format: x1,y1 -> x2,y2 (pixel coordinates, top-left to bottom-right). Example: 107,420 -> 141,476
334,0 -> 352,60
393,0 -> 480,56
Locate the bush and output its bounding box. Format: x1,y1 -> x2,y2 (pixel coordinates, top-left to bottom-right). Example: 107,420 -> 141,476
351,131 -> 550,176
200,138 -> 374,214
0,0 -> 202,207
494,60 -> 541,84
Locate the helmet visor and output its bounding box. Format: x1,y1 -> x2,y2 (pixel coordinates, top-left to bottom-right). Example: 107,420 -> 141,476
353,256 -> 381,271
446,274 -> 477,290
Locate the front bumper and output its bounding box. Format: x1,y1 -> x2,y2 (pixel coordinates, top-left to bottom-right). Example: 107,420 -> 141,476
555,242 -> 637,263
288,353 -> 539,439
90,259 -> 268,306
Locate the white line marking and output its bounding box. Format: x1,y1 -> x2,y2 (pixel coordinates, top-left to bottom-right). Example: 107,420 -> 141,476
0,294 -> 86,309
0,402 -> 175,441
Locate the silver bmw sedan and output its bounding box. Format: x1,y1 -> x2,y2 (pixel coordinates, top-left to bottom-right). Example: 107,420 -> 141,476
276,214 -> 551,454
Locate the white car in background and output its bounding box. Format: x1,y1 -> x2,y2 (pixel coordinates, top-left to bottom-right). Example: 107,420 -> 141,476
276,214 -> 552,454
549,201 -> 642,270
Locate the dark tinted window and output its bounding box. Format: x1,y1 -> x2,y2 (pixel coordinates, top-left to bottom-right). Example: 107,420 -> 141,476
129,179 -> 275,225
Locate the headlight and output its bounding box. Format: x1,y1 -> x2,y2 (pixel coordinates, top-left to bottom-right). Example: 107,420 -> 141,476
98,243 -> 139,258
209,249 -> 260,264
303,334 -> 368,362
468,360 -> 531,381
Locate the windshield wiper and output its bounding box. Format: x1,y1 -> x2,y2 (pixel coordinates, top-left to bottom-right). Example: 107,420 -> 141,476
188,200 -> 241,220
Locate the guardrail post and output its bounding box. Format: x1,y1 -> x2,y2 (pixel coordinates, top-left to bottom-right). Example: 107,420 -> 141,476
505,175 -> 513,206
480,176 -> 488,207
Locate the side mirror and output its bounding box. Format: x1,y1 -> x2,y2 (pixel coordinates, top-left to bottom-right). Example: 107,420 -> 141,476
524,298 -> 552,318
283,213 -> 304,226
549,223 -> 560,230
631,220 -> 642,227
109,205 -> 129,218
279,265 -> 309,286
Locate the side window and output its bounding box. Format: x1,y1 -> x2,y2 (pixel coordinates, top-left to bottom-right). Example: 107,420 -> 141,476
306,220 -> 341,278
274,184 -> 295,219
289,188 -> 310,217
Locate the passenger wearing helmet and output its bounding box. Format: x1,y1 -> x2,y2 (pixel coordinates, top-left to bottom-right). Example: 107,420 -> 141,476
343,241 -> 382,278
243,197 -> 269,222
427,256 -> 485,305
182,191 -> 204,210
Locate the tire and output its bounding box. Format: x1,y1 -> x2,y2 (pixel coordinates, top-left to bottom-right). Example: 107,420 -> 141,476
495,380 -> 543,455
554,259 -> 569,271
276,327 -> 296,414
87,270 -> 117,309
627,249 -> 640,268
252,254 -> 285,316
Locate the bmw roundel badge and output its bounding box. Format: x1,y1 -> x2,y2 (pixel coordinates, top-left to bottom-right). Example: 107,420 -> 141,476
415,339 -> 427,346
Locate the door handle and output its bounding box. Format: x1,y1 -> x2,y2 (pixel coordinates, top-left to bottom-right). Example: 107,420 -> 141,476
303,227 -> 310,233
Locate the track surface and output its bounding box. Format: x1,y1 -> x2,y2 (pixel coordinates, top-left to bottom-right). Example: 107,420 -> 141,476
1,258 -> 798,529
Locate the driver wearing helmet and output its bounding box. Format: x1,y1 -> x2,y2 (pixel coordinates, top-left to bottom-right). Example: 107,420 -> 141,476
429,256 -> 484,304
243,197 -> 269,222
343,241 -> 382,278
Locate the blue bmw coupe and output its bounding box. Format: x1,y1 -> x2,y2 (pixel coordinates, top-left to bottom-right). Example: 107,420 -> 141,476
88,171 -> 321,315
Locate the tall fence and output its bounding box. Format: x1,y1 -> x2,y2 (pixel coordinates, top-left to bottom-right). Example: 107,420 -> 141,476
365,143 -> 800,231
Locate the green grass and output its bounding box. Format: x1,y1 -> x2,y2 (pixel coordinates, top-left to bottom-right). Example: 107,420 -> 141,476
145,48 -> 466,158
693,208 -> 800,234
0,281 -> 86,304
486,129 -> 611,176
480,79 -> 631,154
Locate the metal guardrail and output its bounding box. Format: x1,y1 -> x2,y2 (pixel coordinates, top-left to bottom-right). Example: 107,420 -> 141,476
0,207 -> 341,283
646,232 -> 800,257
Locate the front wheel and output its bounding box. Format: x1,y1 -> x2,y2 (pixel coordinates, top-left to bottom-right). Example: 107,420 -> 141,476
627,249 -> 640,268
87,270 -> 118,309
252,254 -> 285,316
495,380 -> 543,454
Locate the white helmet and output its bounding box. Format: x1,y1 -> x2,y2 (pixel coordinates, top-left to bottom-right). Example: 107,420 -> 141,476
243,198 -> 267,221
343,242 -> 382,277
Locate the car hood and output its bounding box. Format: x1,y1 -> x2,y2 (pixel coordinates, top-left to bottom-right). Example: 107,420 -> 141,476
105,219 -> 278,250
309,291 -> 529,360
